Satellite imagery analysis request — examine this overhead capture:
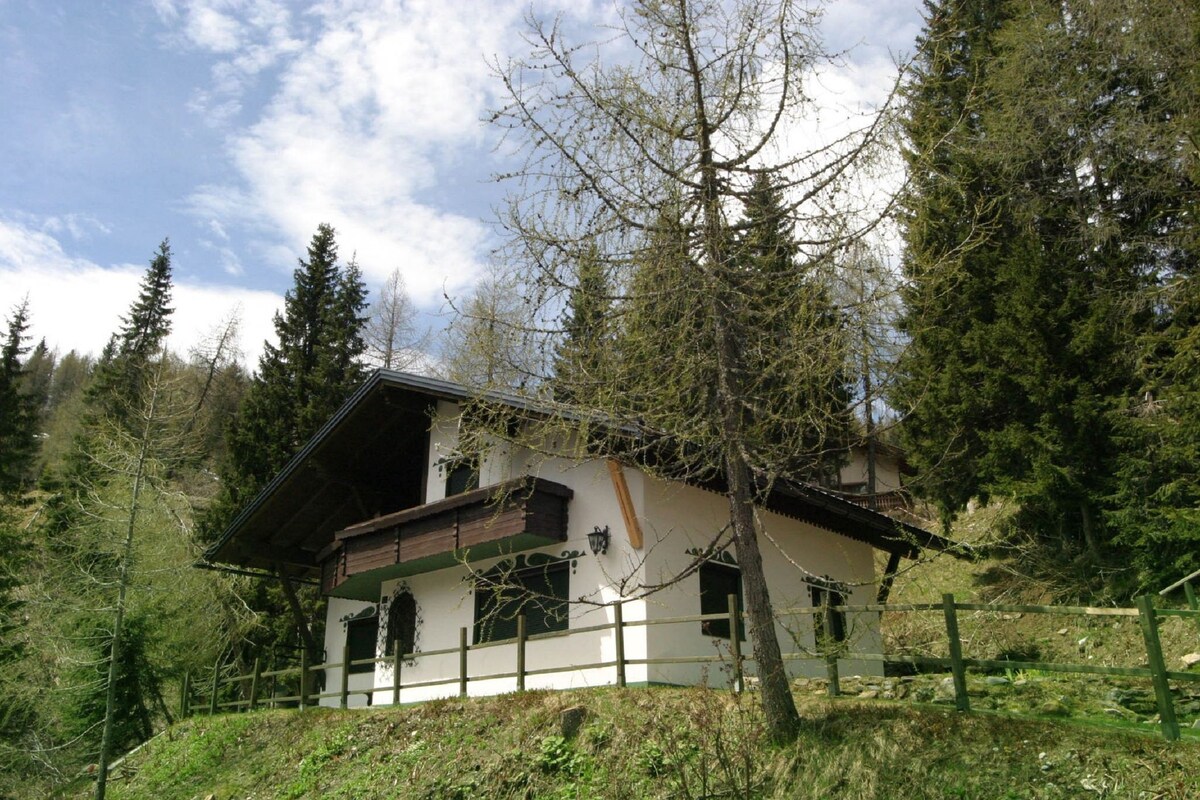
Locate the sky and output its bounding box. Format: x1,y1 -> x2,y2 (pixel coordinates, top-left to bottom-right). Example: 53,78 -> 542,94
0,0 -> 925,366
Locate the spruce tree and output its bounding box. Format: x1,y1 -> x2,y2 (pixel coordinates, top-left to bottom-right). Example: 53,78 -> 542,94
736,174 -> 852,481
551,245 -> 614,406
894,0 -> 1195,574
43,242 -> 175,537
0,301 -> 37,494
892,0 -> 1016,525
201,224 -> 368,673
215,223 -> 367,514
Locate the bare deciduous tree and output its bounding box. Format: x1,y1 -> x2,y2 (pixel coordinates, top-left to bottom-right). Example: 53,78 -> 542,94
364,269 -> 429,372
487,0 -> 898,742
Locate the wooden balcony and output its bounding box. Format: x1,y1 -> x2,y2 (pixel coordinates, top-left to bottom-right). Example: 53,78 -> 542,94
319,476 -> 573,600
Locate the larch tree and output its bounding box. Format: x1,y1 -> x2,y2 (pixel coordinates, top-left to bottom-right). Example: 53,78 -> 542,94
440,266 -> 545,391
488,0 -> 897,742
364,268 -> 428,371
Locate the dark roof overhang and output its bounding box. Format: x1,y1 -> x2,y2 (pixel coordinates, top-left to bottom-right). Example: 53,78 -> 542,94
204,370 -> 964,579
204,371 -> 499,576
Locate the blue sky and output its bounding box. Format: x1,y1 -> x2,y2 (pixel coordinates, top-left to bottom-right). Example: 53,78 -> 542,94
0,0 -> 923,365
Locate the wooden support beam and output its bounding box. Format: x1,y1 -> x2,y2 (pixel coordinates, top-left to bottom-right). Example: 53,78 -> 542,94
876,551 -> 903,605
275,563 -> 323,702
606,459 -> 643,550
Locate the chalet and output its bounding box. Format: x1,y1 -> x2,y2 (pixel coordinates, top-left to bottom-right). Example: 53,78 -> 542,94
204,370 -> 950,706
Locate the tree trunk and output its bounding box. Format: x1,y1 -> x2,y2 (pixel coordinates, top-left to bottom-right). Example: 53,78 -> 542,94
276,566 -> 323,698
679,0 -> 801,743
1080,502 -> 1100,560
95,368 -> 160,800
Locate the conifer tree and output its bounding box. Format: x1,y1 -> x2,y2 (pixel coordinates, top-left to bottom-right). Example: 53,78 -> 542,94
201,224 -> 368,674
892,0 -> 1016,525
0,301 -> 38,493
441,268 -> 543,390
551,245 -> 614,406
87,240 -> 174,427
736,174 -> 851,481
894,0 -> 1196,572
214,223 -> 367,513
364,268 -> 427,371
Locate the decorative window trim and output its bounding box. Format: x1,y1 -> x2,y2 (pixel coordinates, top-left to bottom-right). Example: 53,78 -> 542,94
380,585 -> 421,666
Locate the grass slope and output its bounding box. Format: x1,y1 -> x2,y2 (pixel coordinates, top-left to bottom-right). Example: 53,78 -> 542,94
85,688 -> 1199,800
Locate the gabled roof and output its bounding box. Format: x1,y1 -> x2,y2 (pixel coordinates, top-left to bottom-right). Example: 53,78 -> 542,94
205,369 -> 960,575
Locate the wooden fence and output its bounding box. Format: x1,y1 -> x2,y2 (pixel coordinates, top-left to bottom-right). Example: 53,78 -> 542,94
179,593 -> 1200,743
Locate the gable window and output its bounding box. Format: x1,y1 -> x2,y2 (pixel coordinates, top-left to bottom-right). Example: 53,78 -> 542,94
345,612 -> 379,675
809,579 -> 847,644
474,561 -> 569,643
385,591 -> 418,659
699,561 -> 745,640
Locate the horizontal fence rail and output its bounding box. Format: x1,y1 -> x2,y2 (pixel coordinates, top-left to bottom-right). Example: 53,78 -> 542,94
181,591 -> 1200,743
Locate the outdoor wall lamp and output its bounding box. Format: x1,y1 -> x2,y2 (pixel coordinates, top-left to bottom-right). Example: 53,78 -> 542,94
588,525 -> 610,556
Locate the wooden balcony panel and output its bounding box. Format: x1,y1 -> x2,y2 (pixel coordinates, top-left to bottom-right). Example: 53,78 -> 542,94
343,529 -> 400,575
400,523 -> 457,562
458,505 -> 525,549
321,476 -> 573,600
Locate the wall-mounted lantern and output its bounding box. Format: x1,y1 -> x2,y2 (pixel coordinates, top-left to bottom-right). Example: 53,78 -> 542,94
588,525 -> 610,556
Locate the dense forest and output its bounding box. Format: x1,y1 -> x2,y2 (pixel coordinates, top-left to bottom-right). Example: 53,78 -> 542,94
0,0 -> 1196,794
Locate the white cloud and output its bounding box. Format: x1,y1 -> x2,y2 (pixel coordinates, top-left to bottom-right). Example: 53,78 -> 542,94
0,218 -> 282,366
171,0 -> 553,306
162,0 -> 915,312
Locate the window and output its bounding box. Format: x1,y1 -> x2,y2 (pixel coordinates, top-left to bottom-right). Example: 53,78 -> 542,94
345,614 -> 379,675
385,591 -> 418,658
810,579 -> 847,644
699,561 -> 745,640
445,458 -> 479,497
474,561 -> 569,643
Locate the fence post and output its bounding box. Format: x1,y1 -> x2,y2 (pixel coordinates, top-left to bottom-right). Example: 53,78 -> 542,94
823,595 -> 840,697
1184,582 -> 1200,636
249,658 -> 261,712
516,614 -> 527,692
614,601 -> 626,688
392,646 -> 402,707
1137,595 -> 1180,742
268,655 -> 277,710
728,593 -> 744,693
209,661 -> 220,716
459,627 -> 469,698
942,593 -> 970,713
299,648 -> 309,710
179,671 -> 190,719
340,642 -> 350,709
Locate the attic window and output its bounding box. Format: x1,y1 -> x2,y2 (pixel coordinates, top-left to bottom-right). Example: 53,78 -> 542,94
445,458 -> 479,497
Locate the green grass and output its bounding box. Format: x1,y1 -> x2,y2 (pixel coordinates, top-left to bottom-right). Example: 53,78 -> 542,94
75,687 -> 1200,800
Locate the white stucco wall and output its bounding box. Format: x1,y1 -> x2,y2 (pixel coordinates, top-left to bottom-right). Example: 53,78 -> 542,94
321,404 -> 651,706
320,401 -> 882,707
638,478 -> 883,687
839,446 -> 903,494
